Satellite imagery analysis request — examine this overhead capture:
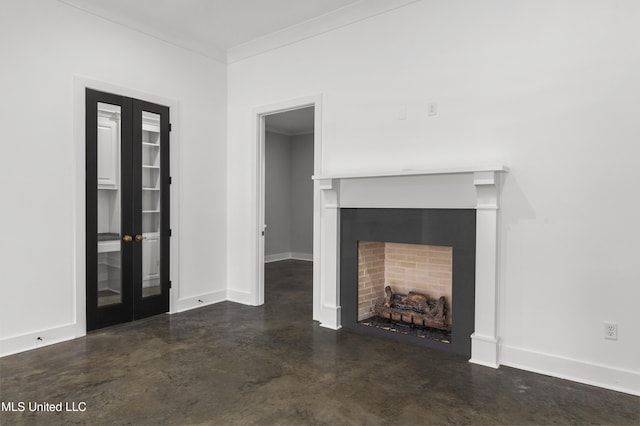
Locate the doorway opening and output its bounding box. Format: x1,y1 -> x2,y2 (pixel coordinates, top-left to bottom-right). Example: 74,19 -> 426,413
255,95 -> 322,319
264,107 -> 314,262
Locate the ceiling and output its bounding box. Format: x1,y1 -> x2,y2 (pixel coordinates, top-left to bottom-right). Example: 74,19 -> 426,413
265,107 -> 314,136
57,0 -> 418,62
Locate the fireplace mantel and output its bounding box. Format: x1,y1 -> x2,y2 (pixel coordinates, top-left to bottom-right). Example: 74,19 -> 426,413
312,164 -> 508,368
313,164 -> 509,181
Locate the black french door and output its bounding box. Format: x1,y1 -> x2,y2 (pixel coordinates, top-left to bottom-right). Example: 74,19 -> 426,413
86,88 -> 170,331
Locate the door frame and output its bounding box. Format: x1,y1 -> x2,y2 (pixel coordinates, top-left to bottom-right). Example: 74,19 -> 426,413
253,94 -> 322,320
73,76 -> 180,336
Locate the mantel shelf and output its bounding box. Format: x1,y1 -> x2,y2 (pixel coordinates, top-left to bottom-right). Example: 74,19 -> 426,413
313,164 -> 508,180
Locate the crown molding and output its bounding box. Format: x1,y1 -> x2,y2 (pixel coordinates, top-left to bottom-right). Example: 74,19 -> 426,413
265,128 -> 292,137
58,0 -> 419,64
265,127 -> 314,137
227,0 -> 420,64
57,0 -> 228,63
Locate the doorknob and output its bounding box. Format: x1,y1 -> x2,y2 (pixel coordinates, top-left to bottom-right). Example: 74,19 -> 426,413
135,234 -> 144,242
122,234 -> 133,243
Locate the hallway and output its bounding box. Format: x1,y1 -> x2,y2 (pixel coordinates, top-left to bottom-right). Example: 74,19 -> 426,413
1,260 -> 638,425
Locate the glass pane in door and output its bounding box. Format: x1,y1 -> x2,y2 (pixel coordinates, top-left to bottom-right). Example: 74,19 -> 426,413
96,102 -> 122,306
141,111 -> 162,298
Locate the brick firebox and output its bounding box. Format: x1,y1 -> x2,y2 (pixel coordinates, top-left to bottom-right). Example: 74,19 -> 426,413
357,241 -> 453,325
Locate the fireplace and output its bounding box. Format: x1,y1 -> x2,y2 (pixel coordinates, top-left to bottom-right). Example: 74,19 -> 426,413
340,208 -> 476,356
358,241 -> 453,341
313,166 -> 507,367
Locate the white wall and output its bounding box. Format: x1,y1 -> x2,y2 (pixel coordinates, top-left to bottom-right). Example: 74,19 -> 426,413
227,0 -> 640,393
0,0 -> 227,354
264,132 -> 314,260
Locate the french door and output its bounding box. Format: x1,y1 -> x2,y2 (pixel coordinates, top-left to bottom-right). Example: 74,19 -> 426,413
86,88 -> 170,331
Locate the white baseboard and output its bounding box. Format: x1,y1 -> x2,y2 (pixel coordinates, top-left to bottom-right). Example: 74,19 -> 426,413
501,344 -> 640,396
265,252 -> 313,263
0,323 -> 84,358
174,289 -> 227,313
290,252 -> 313,261
226,288 -> 256,305
265,252 -> 289,263
2,289 -> 229,357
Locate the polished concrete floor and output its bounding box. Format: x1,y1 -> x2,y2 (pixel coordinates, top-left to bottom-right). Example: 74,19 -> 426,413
1,260 -> 638,425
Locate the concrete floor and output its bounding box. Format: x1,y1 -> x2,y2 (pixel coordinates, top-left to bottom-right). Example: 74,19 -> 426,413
1,260 -> 638,425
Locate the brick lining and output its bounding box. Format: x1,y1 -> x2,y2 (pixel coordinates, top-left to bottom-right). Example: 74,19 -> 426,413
357,241 -> 453,324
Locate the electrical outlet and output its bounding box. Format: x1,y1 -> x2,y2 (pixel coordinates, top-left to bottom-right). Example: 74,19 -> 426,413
604,322 -> 618,340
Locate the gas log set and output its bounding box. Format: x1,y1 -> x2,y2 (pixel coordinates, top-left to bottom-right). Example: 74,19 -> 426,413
374,286 -> 451,332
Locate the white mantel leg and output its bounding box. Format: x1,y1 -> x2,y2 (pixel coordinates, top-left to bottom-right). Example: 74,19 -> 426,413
470,171 -> 501,368
318,179 -> 341,330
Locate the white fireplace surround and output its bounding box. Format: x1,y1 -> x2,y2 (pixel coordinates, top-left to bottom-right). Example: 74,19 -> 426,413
312,165 -> 508,368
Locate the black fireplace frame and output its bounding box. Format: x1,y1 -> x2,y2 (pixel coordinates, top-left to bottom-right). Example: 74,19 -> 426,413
340,208 -> 476,357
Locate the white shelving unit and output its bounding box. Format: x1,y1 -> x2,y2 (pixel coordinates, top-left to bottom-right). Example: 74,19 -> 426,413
141,112 -> 161,294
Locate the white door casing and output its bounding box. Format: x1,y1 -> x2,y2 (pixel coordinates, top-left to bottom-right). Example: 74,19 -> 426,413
253,94 -> 322,319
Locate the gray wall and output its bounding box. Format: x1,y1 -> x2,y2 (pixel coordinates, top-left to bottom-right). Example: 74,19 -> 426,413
290,133 -> 314,255
265,131 -> 313,259
265,132 -> 292,256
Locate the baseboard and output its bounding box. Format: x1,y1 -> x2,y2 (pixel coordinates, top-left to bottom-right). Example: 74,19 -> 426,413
265,252 -> 313,263
0,323 -> 84,358
290,252 -> 313,261
226,288 -> 256,305
264,252 -> 290,263
2,289 -> 229,357
174,289 -> 227,313
501,344 -> 640,396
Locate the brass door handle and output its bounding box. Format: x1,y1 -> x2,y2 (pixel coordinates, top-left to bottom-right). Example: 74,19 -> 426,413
135,234 -> 144,242
122,234 -> 133,243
